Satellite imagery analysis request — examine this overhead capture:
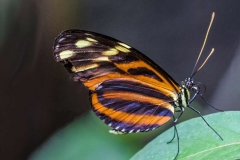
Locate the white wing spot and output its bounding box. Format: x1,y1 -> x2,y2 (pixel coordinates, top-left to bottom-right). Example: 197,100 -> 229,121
109,129 -> 125,135
71,64 -> 99,72
102,48 -> 119,56
115,45 -> 130,53
118,42 -> 131,49
93,56 -> 109,62
75,40 -> 91,48
86,37 -> 98,42
109,129 -> 117,134
129,129 -> 134,133
59,50 -> 74,59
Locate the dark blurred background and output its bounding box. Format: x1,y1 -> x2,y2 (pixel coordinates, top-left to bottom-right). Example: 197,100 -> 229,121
1,1 -> 240,160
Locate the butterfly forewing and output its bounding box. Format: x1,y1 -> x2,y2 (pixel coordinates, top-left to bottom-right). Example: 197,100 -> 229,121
53,30 -> 180,133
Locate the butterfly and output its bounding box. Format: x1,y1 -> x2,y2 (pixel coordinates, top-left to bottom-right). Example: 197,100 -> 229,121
53,13 -> 222,159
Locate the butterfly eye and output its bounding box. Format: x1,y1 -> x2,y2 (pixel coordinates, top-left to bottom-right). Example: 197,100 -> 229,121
184,77 -> 194,88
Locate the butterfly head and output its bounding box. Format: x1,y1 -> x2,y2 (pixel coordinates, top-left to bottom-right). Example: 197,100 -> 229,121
184,77 -> 194,89
183,77 -> 203,97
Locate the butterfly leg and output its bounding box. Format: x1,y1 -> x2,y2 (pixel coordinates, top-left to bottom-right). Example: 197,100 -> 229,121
167,116 -> 176,144
167,106 -> 185,159
173,124 -> 180,160
167,106 -> 184,142
190,85 -> 223,112
174,107 -> 184,123
188,92 -> 198,104
167,119 -> 180,160
188,105 -> 223,140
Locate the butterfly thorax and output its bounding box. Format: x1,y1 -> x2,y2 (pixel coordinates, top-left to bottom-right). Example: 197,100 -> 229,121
176,77 -> 193,109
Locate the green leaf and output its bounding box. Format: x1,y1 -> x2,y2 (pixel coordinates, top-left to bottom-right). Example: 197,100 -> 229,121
130,111 -> 240,160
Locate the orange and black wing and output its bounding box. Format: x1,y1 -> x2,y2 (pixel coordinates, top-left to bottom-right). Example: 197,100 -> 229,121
53,30 -> 180,133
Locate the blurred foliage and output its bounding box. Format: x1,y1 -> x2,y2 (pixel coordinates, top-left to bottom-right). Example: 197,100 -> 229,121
28,111 -> 159,160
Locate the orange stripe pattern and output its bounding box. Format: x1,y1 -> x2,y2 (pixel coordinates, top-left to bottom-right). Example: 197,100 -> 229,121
53,30 -> 182,133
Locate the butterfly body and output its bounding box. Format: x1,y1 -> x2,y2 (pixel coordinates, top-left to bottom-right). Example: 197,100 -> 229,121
53,30 -> 192,134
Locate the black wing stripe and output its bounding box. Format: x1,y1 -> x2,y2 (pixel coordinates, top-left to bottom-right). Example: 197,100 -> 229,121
97,79 -> 171,100
97,98 -> 173,117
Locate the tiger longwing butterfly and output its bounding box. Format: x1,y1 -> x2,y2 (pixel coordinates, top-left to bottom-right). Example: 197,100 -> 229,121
53,12 -> 222,159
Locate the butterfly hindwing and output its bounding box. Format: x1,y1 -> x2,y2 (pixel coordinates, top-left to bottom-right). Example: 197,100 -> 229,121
53,30 -> 180,133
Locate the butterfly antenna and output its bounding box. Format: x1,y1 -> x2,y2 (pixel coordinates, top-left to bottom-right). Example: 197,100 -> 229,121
191,12 -> 215,78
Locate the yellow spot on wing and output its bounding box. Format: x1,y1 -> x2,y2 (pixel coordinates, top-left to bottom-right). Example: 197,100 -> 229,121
115,45 -> 130,53
59,50 -> 74,59
72,64 -> 99,72
93,56 -> 110,62
75,40 -> 91,48
86,37 -> 98,42
102,48 -> 119,56
118,42 -> 131,49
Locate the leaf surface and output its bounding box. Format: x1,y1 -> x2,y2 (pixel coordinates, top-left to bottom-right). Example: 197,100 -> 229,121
130,111 -> 240,160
